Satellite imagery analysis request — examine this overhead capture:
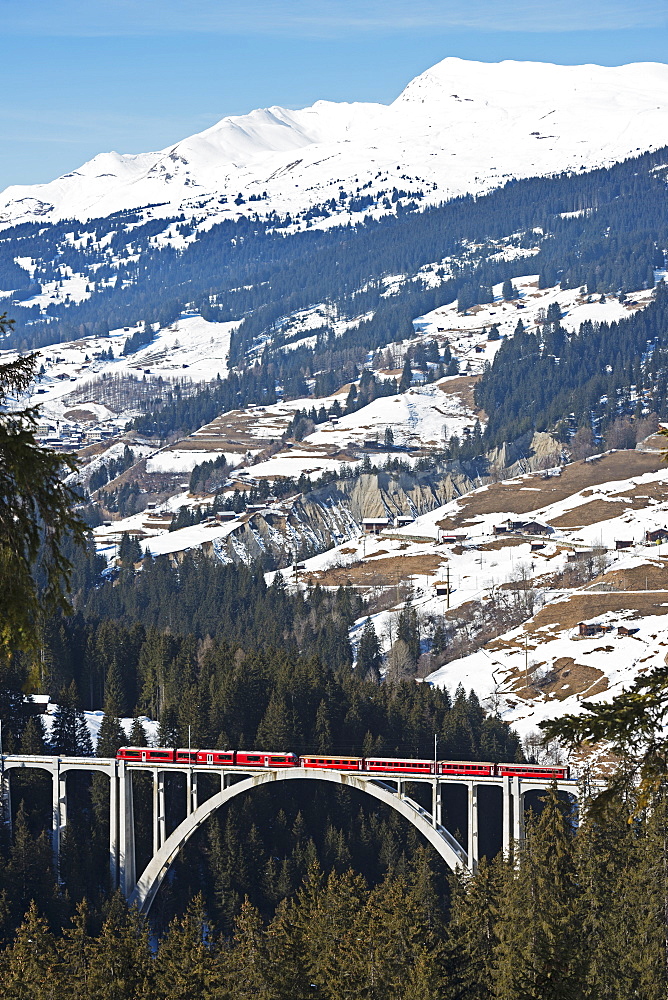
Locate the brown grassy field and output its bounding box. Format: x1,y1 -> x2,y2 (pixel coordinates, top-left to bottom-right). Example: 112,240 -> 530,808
437,375 -> 484,418
436,451 -> 664,530
528,591 -> 668,632
591,561 -> 668,591
503,656 -> 608,702
304,553 -> 443,589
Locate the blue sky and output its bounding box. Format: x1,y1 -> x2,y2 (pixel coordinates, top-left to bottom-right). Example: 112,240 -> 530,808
1,0 -> 667,191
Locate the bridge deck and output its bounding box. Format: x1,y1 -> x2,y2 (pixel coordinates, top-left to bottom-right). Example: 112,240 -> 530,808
0,754 -> 586,794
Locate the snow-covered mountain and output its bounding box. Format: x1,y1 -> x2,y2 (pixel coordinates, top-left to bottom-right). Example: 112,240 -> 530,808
3,58 -> 668,231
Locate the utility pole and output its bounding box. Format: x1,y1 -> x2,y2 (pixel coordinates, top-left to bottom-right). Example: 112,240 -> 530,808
446,565 -> 450,610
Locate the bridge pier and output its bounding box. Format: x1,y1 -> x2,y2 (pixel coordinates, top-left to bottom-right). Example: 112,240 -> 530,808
467,782 -> 479,873
119,761 -> 136,897
186,770 -> 198,815
502,777 -> 512,858
513,776 -> 525,845
152,770 -> 166,853
1,763 -> 11,837
109,762 -> 119,888
432,780 -> 442,829
51,761 -> 68,872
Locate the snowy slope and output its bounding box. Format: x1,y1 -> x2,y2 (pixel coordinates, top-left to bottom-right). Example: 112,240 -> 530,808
266,448 -> 668,757
3,58 -> 668,230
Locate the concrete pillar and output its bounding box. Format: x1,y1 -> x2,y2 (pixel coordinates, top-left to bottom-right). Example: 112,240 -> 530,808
435,780 -> 442,829
109,762 -> 119,889
158,772 -> 166,847
51,759 -> 60,871
58,770 -> 68,851
502,776 -> 512,859
153,770 -> 166,853
467,782 -> 478,873
1,764 -> 12,836
186,770 -> 198,815
397,779 -> 403,800
152,769 -> 159,855
513,775 -> 524,845
119,761 -> 136,898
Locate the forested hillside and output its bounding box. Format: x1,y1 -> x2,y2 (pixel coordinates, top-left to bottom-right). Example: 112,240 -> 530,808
0,789 -> 665,997
3,145 -> 666,359
477,279 -> 668,446
0,539 -> 520,939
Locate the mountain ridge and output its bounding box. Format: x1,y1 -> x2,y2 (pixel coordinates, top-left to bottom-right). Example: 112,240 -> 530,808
4,57 -> 668,232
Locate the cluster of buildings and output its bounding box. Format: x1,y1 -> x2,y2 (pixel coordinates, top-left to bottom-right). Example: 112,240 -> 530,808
35,419 -> 118,451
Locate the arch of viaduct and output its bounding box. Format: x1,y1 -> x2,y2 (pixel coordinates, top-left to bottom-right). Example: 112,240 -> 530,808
0,755 -> 581,916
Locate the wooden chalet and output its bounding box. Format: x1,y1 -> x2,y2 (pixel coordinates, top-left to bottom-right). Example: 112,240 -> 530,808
361,517 -> 390,535
578,622 -> 613,637
522,521 -> 552,536
645,528 -> 668,544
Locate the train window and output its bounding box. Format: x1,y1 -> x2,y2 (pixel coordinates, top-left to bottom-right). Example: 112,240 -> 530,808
247,755 -> 261,762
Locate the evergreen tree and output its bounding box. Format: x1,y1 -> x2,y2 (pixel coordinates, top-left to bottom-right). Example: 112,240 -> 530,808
399,356 -> 413,393
447,858 -> 503,998
50,681 -> 80,755
0,901 -> 58,1000
95,664 -> 125,757
494,787 -> 584,1000
0,318 -> 86,658
264,898 -> 311,1000
5,807 -> 55,938
117,533 -> 142,569
152,894 -> 213,999
219,898 -> 271,999
86,893 -> 150,1000
397,600 -> 420,666
57,900 -> 93,999
356,618 -> 382,682
128,717 -> 148,747
501,278 -> 517,300
19,716 -> 46,755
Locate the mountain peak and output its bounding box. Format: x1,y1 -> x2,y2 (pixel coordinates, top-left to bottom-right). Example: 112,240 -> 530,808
2,58 -> 668,231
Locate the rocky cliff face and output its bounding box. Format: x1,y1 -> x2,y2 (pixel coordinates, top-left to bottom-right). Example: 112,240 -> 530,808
209,431 -> 563,568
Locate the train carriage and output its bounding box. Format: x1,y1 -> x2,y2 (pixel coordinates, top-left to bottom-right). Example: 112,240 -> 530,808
363,757 -> 436,774
235,751 -> 299,768
438,760 -> 496,777
196,750 -> 236,766
114,748 -> 572,781
300,755 -> 363,770
117,747 -> 176,764
496,762 -> 570,780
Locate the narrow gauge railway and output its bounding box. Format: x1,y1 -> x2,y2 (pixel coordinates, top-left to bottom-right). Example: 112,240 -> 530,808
117,748 -> 570,780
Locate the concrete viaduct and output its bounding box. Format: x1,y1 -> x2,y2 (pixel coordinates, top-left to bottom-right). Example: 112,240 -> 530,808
0,755 -> 580,915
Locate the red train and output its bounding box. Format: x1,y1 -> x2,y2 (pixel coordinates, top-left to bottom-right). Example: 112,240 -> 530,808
116,747 -> 569,779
